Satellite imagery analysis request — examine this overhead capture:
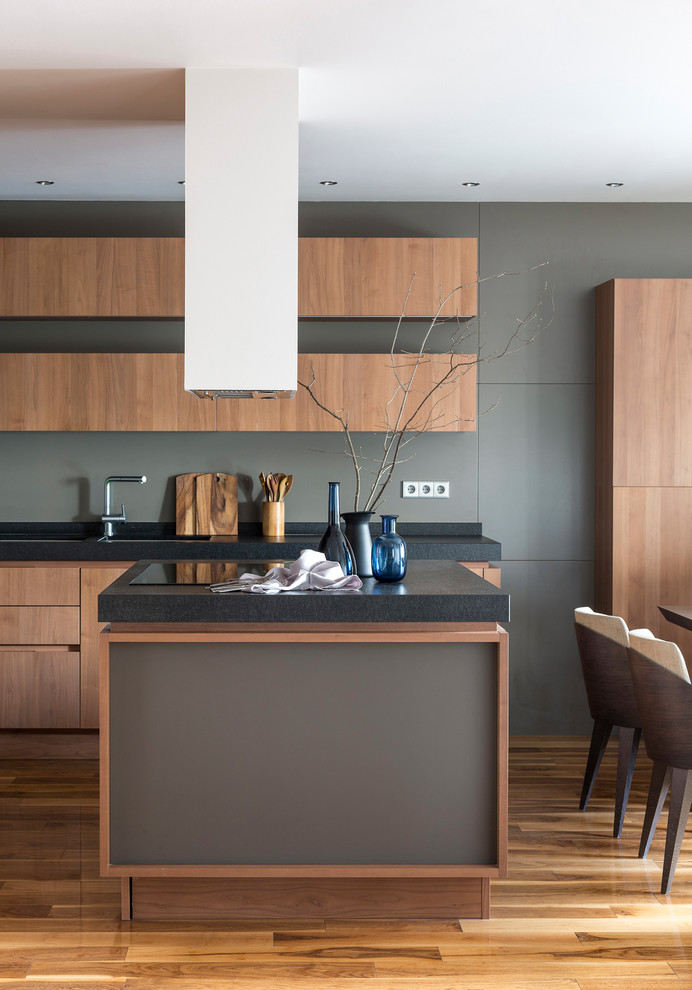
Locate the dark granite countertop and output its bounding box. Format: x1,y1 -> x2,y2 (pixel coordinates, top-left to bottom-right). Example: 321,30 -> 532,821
98,558 -> 509,625
0,521 -> 501,563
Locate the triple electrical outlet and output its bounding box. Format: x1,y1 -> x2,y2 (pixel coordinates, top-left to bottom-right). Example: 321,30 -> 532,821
402,481 -> 450,499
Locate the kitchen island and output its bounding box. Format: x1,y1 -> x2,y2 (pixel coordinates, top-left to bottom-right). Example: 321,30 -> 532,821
99,559 -> 509,920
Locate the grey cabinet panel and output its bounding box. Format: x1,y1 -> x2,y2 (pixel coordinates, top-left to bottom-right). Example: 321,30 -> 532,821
499,559 -> 594,735
478,383 -> 594,562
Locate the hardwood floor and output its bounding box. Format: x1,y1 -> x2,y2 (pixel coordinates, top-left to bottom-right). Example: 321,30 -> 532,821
0,737 -> 690,987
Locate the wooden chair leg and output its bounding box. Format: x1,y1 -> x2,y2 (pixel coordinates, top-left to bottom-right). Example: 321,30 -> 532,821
613,726 -> 641,838
639,761 -> 672,859
661,767 -> 692,895
580,719 -> 612,811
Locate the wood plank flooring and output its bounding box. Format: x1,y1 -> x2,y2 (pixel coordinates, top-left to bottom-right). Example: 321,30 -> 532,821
0,737 -> 690,987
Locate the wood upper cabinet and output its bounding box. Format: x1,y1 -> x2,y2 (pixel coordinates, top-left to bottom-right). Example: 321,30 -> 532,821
0,238 -> 184,317
298,238 -> 478,318
0,353 -> 215,431
0,352 -> 475,433
0,236 -> 475,320
216,352 -> 477,432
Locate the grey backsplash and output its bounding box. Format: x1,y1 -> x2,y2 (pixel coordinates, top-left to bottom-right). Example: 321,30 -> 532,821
4,199 -> 692,733
0,429 -> 478,524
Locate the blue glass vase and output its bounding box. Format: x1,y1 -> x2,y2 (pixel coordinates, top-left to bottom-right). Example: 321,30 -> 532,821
317,481 -> 355,576
371,514 -> 407,582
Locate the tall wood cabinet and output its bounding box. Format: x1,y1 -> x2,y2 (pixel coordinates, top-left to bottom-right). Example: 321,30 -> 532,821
596,279 -> 692,657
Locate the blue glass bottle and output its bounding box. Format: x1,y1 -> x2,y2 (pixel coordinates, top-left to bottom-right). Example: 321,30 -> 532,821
372,514 -> 407,582
318,481 -> 355,576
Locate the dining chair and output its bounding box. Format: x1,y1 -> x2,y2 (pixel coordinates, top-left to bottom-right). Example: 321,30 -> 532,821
628,629 -> 692,894
574,607 -> 642,838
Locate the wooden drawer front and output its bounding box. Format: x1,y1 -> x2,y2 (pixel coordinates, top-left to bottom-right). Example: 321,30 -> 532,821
0,566 -> 80,605
460,562 -> 501,588
0,607 -> 80,645
0,651 -> 79,728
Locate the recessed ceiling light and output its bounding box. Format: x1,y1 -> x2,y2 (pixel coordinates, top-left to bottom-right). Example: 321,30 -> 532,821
35,179 -> 54,186
320,180 -> 338,186
462,181 -> 480,187
178,180 -> 185,185
606,182 -> 624,188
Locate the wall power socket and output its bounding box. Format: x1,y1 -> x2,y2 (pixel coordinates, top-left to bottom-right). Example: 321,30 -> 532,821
402,481 -> 450,498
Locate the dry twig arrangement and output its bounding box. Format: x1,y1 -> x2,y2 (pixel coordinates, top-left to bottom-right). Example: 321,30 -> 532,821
299,266 -> 551,511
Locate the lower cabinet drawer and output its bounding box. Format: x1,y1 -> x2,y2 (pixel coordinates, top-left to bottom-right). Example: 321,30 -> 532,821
0,566 -> 80,605
0,606 -> 80,645
0,651 -> 80,728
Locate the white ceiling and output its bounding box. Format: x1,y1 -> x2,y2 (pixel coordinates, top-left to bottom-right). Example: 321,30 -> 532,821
1,0 -> 691,202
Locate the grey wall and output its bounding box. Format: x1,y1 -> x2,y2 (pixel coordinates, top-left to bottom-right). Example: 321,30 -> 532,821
3,200 -> 692,733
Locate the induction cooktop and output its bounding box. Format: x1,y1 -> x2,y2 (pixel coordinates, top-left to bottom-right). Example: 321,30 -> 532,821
130,561 -> 285,586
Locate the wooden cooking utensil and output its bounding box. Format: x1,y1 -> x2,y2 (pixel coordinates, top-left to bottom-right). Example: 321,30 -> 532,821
280,475 -> 293,500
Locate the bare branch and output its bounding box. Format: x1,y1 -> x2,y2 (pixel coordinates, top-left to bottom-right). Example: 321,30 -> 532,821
299,265 -> 551,513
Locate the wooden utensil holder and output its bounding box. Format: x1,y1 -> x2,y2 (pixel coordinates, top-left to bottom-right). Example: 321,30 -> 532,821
262,501 -> 285,538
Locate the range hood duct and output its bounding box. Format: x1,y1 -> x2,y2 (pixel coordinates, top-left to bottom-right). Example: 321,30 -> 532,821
184,67 -> 298,399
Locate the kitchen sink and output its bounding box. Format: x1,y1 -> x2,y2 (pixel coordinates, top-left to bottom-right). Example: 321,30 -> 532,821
0,534 -> 87,541
83,534 -> 215,542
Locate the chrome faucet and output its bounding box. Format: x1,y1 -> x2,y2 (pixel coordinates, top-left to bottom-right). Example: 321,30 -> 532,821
101,475 -> 147,539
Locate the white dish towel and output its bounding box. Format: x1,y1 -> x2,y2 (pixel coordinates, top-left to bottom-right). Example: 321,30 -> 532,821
210,549 -> 363,595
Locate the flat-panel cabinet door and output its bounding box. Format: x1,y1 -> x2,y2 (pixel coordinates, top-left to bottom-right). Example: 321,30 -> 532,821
0,238 -> 184,317
0,607 -> 80,645
0,651 -> 80,728
603,279 -> 692,488
0,354 -> 216,431
217,353 -> 477,432
0,566 -> 79,605
298,238 -> 478,318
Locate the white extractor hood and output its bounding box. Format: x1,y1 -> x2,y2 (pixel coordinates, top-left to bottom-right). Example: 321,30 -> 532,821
184,67 -> 298,399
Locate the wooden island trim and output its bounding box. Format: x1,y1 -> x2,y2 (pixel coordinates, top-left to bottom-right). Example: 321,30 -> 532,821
100,621 -> 508,920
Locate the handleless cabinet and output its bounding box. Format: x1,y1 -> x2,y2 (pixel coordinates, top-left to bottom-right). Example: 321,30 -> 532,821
298,237 -> 478,317
0,562 -> 133,731
0,563 -> 81,728
0,238 -> 184,317
596,279 -> 692,659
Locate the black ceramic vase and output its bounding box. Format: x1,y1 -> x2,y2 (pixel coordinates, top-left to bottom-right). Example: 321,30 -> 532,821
341,510 -> 374,578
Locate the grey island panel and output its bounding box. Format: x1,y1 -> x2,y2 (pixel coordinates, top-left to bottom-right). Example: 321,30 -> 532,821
99,558 -> 510,624
109,641 -> 498,866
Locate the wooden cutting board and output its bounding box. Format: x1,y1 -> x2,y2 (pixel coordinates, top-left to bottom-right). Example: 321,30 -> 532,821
175,473 -> 238,536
